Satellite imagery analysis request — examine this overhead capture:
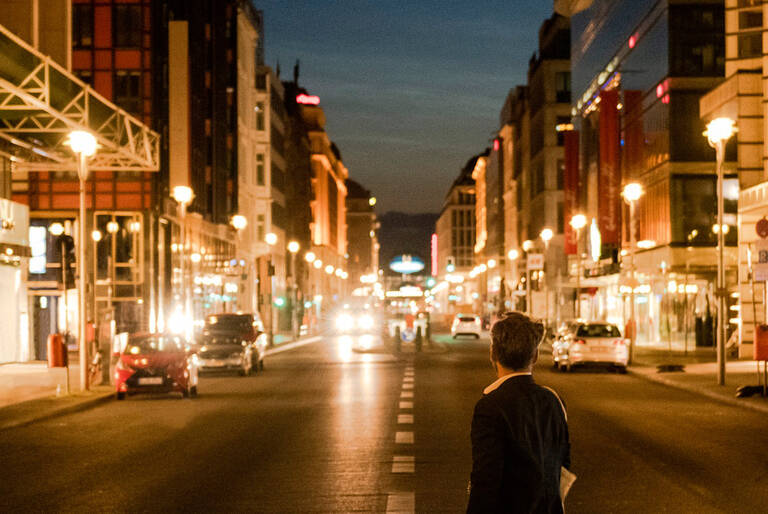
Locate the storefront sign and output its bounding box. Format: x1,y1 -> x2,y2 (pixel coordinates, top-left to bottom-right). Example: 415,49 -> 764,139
755,239 -> 768,281
527,253 -> 544,271
598,90 -> 621,245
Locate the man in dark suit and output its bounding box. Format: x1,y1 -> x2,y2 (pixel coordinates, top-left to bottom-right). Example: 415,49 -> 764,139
467,312 -> 571,513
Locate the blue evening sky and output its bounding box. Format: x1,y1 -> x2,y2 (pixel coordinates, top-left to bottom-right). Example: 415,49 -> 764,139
256,1 -> 555,213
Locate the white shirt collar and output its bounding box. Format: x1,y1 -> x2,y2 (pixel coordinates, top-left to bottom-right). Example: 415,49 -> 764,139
483,371 -> 532,395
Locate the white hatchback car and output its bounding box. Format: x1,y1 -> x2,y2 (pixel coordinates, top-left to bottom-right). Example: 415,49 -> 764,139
451,313 -> 483,339
552,321 -> 629,372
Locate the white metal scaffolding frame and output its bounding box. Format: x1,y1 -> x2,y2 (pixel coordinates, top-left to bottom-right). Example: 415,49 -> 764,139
0,23 -> 159,173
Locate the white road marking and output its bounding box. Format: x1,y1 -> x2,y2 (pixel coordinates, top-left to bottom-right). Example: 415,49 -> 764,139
399,401 -> 413,409
263,336 -> 323,356
386,491 -> 415,513
392,455 -> 415,473
402,376 -> 414,383
396,431 -> 414,444
402,383 -> 413,390
398,413 -> 414,424
400,391 -> 413,398
404,370 -> 414,376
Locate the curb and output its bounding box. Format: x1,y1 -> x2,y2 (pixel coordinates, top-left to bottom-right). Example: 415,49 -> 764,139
627,368 -> 768,415
0,391 -> 113,432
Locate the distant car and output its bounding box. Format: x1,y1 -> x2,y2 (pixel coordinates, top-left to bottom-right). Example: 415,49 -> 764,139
202,313 -> 267,371
451,313 -> 482,339
115,333 -> 199,400
334,308 -> 378,334
196,333 -> 257,375
552,321 -> 628,372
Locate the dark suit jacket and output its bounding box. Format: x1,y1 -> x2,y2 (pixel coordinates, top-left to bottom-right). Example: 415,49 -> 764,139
467,374 -> 571,513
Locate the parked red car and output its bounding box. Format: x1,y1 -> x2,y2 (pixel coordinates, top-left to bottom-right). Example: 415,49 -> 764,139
115,333 -> 199,400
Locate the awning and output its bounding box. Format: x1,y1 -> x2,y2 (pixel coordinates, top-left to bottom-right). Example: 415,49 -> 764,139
0,24 -> 159,172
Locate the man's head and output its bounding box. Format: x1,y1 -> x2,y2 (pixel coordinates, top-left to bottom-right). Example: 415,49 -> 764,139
490,312 -> 544,372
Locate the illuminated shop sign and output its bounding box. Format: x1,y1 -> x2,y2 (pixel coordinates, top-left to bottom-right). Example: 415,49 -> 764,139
296,94 -> 320,105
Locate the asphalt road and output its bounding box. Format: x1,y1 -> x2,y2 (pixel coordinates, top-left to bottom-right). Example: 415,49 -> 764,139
1,333 -> 768,513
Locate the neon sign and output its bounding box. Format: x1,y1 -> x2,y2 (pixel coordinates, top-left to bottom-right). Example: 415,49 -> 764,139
296,94 -> 320,105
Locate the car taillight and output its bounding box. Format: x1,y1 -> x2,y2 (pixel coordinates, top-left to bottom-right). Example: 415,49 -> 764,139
573,339 -> 586,346
614,338 -> 628,345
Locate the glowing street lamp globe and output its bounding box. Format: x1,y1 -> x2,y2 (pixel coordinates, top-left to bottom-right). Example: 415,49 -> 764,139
508,249 -> 520,260
622,183 -> 644,203
305,251 -> 316,263
49,222 -> 64,236
288,241 -> 300,254
313,259 -> 323,269
569,214 -> 587,231
231,214 -> 247,231
172,185 -> 194,206
540,228 -> 554,244
522,240 -> 534,252
265,232 -> 278,246
67,130 -> 98,157
706,117 -> 736,146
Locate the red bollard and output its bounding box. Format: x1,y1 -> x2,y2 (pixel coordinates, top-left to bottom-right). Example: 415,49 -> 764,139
47,333 -> 65,368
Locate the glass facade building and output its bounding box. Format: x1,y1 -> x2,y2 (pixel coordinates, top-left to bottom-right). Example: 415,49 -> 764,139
567,0 -> 731,346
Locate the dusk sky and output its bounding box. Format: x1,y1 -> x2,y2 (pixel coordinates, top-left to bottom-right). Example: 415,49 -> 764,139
257,1 -> 555,214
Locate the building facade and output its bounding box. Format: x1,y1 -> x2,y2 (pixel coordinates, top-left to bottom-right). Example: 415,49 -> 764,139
345,179 -> 379,294
700,0 -> 768,356
560,0 -> 729,346
435,155 -> 478,316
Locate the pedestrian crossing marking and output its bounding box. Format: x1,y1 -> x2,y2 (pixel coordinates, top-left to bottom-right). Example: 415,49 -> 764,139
398,413 -> 414,424
396,431 -> 414,444
386,491 -> 415,513
392,455 -> 415,473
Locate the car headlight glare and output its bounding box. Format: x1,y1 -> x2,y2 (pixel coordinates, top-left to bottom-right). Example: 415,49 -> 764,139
336,314 -> 353,330
358,315 -> 374,330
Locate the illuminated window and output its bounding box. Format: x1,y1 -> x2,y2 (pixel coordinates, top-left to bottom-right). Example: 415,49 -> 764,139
738,33 -> 761,58
114,71 -> 142,116
256,153 -> 265,185
113,5 -> 142,48
72,4 -> 93,48
256,102 -> 265,130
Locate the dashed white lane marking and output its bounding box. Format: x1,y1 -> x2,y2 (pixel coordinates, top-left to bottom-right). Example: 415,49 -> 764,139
400,391 -> 413,398
392,455 -> 415,473
398,413 -> 414,424
386,491 -> 415,513
402,382 -> 413,390
402,376 -> 414,383
396,431 -> 414,444
399,401 -> 413,409
404,370 -> 414,376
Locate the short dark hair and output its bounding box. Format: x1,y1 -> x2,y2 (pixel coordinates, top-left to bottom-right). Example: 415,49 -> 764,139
490,312 -> 544,370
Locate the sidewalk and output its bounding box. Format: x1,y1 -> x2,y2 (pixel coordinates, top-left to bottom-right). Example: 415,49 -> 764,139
0,358 -> 113,431
629,346 -> 768,414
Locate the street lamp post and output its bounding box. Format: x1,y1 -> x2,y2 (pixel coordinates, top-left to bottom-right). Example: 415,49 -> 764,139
507,248 -> 520,311
265,232 -> 277,345
540,228 -> 554,327
172,186 -> 194,328
706,117 -> 736,386
288,240 -> 300,339
230,214 -> 248,312
569,214 -> 587,319
522,239 -> 534,315
67,130 -> 97,392
622,182 -> 644,365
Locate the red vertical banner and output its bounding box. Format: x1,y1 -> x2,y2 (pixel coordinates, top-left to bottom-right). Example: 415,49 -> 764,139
623,90 -> 644,241
564,130 -> 580,255
431,233 -> 438,277
598,90 -> 621,245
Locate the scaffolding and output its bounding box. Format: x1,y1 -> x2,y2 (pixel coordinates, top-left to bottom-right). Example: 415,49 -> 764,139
0,23 -> 159,172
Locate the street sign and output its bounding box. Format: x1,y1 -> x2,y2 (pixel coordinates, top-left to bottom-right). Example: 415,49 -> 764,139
527,253 -> 544,271
755,239 -> 768,281
757,217 -> 768,239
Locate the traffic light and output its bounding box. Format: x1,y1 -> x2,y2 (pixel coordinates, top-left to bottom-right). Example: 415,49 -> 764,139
58,235 -> 75,289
